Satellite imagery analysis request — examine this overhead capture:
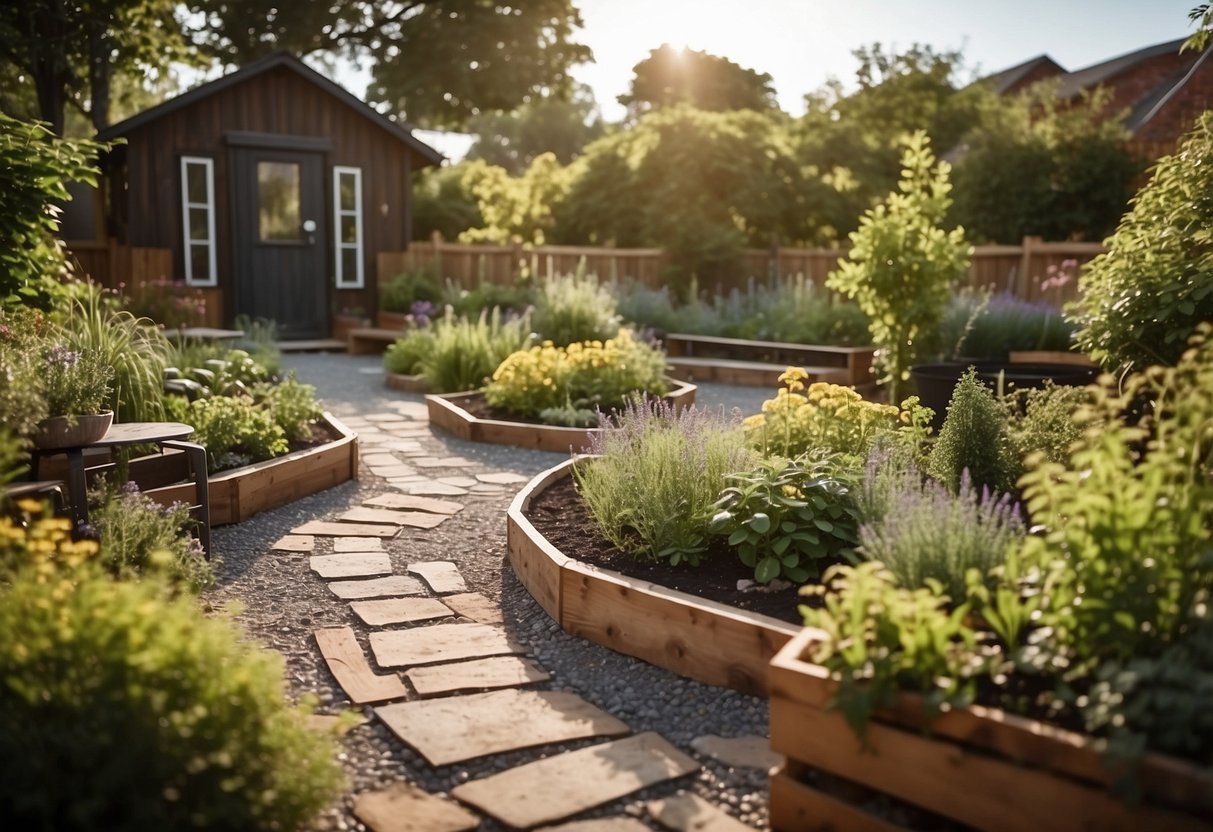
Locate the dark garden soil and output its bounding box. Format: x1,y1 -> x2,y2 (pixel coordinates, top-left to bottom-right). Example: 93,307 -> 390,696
526,475 -> 804,624
458,392 -> 562,425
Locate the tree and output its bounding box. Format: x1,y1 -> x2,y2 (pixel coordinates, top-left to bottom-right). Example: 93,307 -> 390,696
465,84 -> 604,176
618,44 -> 778,118
459,153 -> 571,246
188,0 -> 591,130
412,164 -> 483,242
0,0 -> 190,135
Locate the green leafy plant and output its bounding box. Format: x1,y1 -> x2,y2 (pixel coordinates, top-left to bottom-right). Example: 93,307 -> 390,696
381,266 -> 442,313
40,345 -> 113,417
927,367 -> 1016,494
231,316 -> 282,378
254,375 -> 324,443
530,267 -> 621,347
442,277 -> 535,318
1071,112 -> 1213,371
1003,381 -> 1089,480
827,131 -> 973,400
710,454 -> 860,584
383,328 -> 436,376
123,277 -> 208,329
575,400 -> 758,565
417,307 -> 533,393
164,395 -> 288,473
0,308 -> 50,439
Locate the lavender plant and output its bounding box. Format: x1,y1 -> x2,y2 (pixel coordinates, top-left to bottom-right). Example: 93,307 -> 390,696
42,345 -> 113,417
574,400 -> 758,565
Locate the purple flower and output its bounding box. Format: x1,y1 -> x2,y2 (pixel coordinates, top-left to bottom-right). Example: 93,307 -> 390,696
45,345 -> 81,368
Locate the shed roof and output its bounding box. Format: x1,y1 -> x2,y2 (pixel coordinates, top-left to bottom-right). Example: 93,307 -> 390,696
98,51 -> 444,167
982,55 -> 1064,95
1056,37 -> 1188,99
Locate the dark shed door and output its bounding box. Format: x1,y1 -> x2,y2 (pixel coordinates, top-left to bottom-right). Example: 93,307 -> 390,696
230,147 -> 327,339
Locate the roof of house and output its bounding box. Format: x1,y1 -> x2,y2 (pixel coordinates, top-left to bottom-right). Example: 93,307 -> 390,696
1056,37 -> 1188,99
982,54 -> 1064,95
97,51 -> 444,166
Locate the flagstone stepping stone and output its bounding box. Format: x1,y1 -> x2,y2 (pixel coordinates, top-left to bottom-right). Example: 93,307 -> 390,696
340,506 -> 409,525
647,793 -> 753,832
369,464 -> 419,478
381,438 -> 429,451
370,623 -> 523,668
333,536 -> 384,553
363,452 -> 404,466
353,783 -> 478,832
350,597 -> 454,627
451,733 -> 699,829
366,412 -> 409,423
405,482 -> 469,497
365,493 -> 464,515
437,476 -> 478,488
311,552 -> 393,579
440,592 -> 503,624
476,471 -> 530,485
388,477 -> 427,487
414,456 -> 477,469
388,401 -> 430,420
294,521 -> 400,538
375,689 -> 630,766
690,735 -> 780,771
272,534 -> 314,552
469,484 -> 504,494
314,627 -> 408,705
328,574 -> 427,600
541,821 -> 652,832
405,655 -> 550,697
408,561 -> 468,594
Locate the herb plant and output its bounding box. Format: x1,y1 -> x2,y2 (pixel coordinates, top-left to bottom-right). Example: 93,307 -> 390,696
531,267 -> 621,346
417,307 -> 533,393
927,367 -> 1016,494
41,345 -> 113,417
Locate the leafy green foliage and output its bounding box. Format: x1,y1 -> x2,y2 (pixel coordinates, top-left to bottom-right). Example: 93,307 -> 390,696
414,308 -> 533,394
465,85 -> 604,175
459,153 -> 571,246
40,345 -> 112,417
1071,112 -> 1213,371
89,482 -> 212,592
231,316 -> 282,378
254,375 -> 323,443
442,277 -> 535,318
710,455 -> 860,584
531,268 -> 620,346
0,307 -> 50,438
380,267 -> 442,314
0,545 -> 341,829
575,401 -> 758,566
165,395 -> 288,473
383,329 -> 435,376
827,132 -> 972,400
618,44 -> 778,117
1003,381 -> 1089,480
412,164 -> 484,241
928,367 -> 1016,494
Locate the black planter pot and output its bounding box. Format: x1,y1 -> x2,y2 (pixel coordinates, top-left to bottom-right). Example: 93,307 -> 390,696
911,362 -> 1099,430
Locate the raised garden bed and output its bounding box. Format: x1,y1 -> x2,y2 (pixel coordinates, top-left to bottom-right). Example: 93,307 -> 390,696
144,412 -> 358,526
767,626 -> 1213,832
384,372 -> 426,393
507,458 -> 799,696
664,334 -> 875,389
427,380 -> 696,453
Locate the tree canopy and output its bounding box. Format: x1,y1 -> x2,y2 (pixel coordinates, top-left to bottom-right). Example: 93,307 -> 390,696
618,44 -> 778,118
465,84 -> 604,176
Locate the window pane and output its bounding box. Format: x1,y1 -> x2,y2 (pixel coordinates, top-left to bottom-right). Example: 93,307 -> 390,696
340,215 -> 358,244
341,248 -> 358,284
258,161 -> 300,241
189,207 -> 209,241
190,244 -> 211,282
186,162 -> 207,202
339,172 -> 357,210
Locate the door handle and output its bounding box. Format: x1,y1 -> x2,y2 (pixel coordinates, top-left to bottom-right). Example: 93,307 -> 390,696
302,219 -> 316,244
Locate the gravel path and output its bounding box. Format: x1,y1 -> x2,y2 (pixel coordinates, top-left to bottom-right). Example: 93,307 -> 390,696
204,352 -> 776,830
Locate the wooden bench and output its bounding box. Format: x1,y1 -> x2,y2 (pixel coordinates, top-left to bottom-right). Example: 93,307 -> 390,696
665,356 -> 850,387
348,327 -> 405,355
664,334 -> 875,388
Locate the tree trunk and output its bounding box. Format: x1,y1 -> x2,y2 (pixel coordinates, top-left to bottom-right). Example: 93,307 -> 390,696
87,25 -> 110,132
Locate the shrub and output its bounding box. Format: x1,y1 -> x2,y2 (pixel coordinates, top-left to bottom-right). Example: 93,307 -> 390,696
418,307 -> 533,393
383,328 -> 436,376
530,268 -> 621,346
231,316 -> 282,379
0,307 -> 50,437
254,375 -> 324,443
575,400 -> 758,565
123,277 -> 208,329
166,395 -> 288,473
484,329 -> 668,422
710,453 -> 860,584
0,520 -> 342,829
443,277 -> 534,318
1071,112 -> 1213,371
927,367 -> 1015,494
1003,382 -> 1089,479
381,267 -> 442,313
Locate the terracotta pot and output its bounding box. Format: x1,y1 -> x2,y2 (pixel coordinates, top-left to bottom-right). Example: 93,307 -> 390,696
33,411 -> 114,449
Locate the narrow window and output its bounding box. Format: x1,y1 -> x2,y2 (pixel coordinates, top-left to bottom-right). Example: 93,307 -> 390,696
333,166 -> 364,288
180,156 -> 217,286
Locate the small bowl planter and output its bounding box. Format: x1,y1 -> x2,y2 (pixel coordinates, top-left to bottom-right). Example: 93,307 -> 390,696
768,627 -> 1213,832
507,458 -> 799,696
427,379 -> 697,453
384,372 -> 426,394
143,412 -> 358,526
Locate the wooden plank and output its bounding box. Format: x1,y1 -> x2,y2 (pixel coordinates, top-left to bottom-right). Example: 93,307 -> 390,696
451,732 -> 699,829
407,561 -> 468,594
647,792 -> 753,832
769,765 -> 907,832
352,783 -> 479,832
506,460 -> 574,621
350,597 -> 454,627
768,694 -> 1209,832
375,689 -> 630,766
328,574 -> 427,600
440,592 -> 503,624
405,655 -> 550,697
314,627 -> 408,705
310,553 -> 393,579
369,623 -> 524,668
293,521 -> 399,538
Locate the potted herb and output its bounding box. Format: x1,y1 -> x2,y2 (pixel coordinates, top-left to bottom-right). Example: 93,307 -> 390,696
33,345 -> 115,448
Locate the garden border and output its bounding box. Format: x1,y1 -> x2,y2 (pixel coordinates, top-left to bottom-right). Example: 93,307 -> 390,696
768,627 -> 1213,832
384,372 -> 426,393
144,412 -> 358,526
426,380 -> 697,454
506,458 -> 800,697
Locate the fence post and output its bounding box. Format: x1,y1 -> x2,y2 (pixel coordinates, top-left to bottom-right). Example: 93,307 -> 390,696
1017,236 -> 1040,298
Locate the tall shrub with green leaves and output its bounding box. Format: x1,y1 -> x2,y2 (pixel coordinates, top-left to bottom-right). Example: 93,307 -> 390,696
927,367 -> 1015,494
531,266 -> 620,346
1070,112 -> 1213,372
827,131 -> 972,400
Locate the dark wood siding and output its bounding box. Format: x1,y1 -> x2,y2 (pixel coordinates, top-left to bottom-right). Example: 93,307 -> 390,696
117,65 -> 425,317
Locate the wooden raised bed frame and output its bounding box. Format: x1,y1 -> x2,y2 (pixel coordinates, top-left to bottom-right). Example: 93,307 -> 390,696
768,627 -> 1213,832
507,458 -> 799,697
427,379 -> 697,454
664,333 -> 875,389
385,372 -> 426,393
144,412 -> 358,526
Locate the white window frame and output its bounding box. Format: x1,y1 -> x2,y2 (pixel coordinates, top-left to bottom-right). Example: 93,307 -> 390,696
333,165 -> 365,289
180,156 -> 217,287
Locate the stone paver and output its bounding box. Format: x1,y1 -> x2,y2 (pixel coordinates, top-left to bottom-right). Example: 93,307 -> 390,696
310,552 -> 393,579
350,597 -> 454,627
339,506 -> 412,525
414,456 -> 477,469
369,623 -> 524,668
314,627 -> 408,705
327,574 -> 427,600
368,464 -> 419,478
353,783 -> 479,832
295,521 -> 400,538
541,821 -> 652,832
362,452 -> 404,466
451,733 -> 699,829
375,689 -> 630,766
408,561 -> 468,594
648,793 -> 755,832
690,736 -> 780,771
333,536 -> 385,553
272,534 -> 314,552
405,482 -> 469,497
440,592 -> 503,624
405,655 -> 551,697
364,493 -> 464,515
436,476 -> 478,488
476,471 -> 531,485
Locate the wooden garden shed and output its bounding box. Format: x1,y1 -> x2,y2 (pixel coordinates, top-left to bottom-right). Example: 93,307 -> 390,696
94,51 -> 443,339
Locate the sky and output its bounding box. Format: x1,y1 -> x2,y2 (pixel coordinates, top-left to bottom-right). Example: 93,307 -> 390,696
402,0 -> 1200,160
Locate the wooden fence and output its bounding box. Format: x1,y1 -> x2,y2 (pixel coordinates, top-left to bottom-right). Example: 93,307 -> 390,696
381,234 -> 1104,307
